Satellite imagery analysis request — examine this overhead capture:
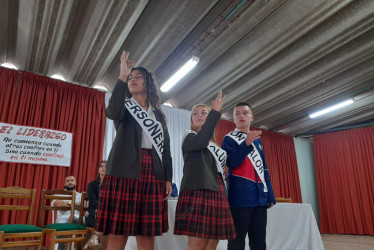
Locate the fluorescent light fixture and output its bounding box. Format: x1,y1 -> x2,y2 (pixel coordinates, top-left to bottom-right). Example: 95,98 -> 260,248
309,99 -> 354,118
1,62 -> 18,70
51,74 -> 66,81
160,56 -> 199,92
163,102 -> 173,107
93,84 -> 108,92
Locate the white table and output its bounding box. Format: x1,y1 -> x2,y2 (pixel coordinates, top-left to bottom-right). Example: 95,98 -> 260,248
126,200 -> 324,250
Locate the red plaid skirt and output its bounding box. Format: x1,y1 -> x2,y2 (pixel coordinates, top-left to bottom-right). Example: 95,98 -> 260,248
96,149 -> 168,236
174,175 -> 236,239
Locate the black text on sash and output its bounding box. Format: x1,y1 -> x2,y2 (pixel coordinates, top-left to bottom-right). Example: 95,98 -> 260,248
229,131 -> 247,142
226,130 -> 268,192
249,148 -> 264,175
208,143 -> 227,173
124,99 -> 164,157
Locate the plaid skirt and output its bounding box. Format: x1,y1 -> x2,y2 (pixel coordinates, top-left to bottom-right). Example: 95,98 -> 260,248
174,175 -> 236,239
96,149 -> 168,236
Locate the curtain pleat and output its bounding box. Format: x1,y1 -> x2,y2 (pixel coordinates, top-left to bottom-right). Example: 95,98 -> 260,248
0,68 -> 106,226
314,126 -> 374,235
260,129 -> 302,203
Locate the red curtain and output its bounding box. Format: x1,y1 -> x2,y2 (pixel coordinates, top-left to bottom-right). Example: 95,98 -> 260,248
0,67 -> 19,122
314,126 -> 374,235
0,67 -> 106,226
216,119 -> 302,203
215,119 -> 236,146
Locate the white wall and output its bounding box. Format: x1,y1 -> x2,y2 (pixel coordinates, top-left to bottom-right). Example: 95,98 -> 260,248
162,105 -> 191,191
294,137 -> 319,224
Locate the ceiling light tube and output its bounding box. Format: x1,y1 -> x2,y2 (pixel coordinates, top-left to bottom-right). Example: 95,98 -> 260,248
309,99 -> 354,118
160,56 -> 199,92
93,84 -> 108,92
51,74 -> 66,81
163,102 -> 174,107
1,62 -> 18,70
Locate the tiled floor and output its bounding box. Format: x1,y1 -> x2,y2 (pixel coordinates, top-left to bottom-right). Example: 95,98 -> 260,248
322,234 -> 374,250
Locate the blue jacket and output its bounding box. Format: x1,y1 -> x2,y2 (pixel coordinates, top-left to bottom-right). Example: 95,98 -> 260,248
222,133 -> 276,208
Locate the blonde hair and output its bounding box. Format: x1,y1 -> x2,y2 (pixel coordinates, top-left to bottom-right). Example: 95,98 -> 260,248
190,104 -> 217,144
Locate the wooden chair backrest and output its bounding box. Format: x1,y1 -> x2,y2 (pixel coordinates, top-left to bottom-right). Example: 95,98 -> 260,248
275,197 -> 293,203
38,189 -> 76,227
78,191 -> 89,225
0,186 -> 36,225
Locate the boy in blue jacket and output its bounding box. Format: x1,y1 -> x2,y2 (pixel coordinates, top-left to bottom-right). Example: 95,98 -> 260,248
223,102 -> 276,250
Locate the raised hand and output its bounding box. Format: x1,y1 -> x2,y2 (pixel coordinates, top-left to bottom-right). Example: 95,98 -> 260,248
245,130 -> 262,146
211,91 -> 227,112
119,51 -> 135,82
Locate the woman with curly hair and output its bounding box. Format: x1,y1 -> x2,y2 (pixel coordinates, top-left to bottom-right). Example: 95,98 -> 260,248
95,51 -> 173,250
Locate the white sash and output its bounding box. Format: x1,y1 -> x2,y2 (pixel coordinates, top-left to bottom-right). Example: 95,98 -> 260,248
226,130 -> 268,192
124,98 -> 164,161
184,130 -> 227,188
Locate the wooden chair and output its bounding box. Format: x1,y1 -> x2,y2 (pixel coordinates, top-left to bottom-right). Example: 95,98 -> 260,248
79,192 -> 95,248
38,189 -> 90,250
78,192 -> 89,226
0,186 -> 43,250
78,191 -> 95,230
275,197 -> 293,203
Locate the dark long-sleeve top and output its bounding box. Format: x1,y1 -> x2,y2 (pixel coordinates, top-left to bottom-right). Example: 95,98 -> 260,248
179,110 -> 222,192
105,79 -> 172,181
87,179 -> 100,215
222,134 -> 276,207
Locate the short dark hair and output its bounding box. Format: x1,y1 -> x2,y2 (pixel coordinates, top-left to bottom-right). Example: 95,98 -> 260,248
235,102 -> 253,112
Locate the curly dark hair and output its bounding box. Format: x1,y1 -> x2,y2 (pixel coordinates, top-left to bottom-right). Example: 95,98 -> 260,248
129,67 -> 162,109
128,67 -> 167,122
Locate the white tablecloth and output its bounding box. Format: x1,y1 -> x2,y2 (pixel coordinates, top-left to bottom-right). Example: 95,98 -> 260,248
125,200 -> 324,250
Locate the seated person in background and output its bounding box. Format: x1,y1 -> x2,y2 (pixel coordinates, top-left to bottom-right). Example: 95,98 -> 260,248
86,160 -> 107,228
52,175 -> 81,224
52,175 -> 82,250
83,161 -> 107,249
